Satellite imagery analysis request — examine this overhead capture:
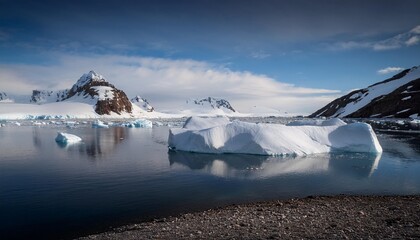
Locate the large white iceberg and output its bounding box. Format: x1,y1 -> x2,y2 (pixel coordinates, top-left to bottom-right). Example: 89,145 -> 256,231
168,117 -> 382,156
286,118 -> 347,127
55,132 -> 82,144
182,116 -> 231,130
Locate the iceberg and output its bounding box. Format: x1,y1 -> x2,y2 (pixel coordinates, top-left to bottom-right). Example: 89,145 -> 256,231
92,120 -> 109,128
286,118 -> 347,127
55,132 -> 82,144
123,119 -> 153,128
182,116 -> 231,130
168,117 -> 382,156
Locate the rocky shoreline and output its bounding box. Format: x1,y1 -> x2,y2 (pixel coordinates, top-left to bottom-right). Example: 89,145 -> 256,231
78,195 -> 420,239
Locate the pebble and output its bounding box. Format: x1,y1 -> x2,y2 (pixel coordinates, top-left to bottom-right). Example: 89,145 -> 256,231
78,195 -> 420,240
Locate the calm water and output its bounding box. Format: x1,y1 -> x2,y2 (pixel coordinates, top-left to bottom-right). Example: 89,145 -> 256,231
0,123 -> 420,239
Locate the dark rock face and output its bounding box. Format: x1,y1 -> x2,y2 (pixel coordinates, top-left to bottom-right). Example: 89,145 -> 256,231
348,79 -> 420,118
0,92 -> 8,101
93,88 -> 133,115
192,97 -> 236,112
310,66 -> 420,118
64,71 -> 133,115
30,89 -> 69,103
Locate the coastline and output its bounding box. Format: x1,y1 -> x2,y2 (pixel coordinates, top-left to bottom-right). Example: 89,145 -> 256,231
78,195 -> 420,239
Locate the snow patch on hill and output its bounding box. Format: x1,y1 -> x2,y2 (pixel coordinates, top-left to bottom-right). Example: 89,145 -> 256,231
335,67 -> 419,117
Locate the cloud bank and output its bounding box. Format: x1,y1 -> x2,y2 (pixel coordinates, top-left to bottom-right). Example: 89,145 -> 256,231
330,25 -> 420,51
0,54 -> 340,114
377,67 -> 404,75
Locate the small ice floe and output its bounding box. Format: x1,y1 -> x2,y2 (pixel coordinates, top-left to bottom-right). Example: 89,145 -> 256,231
55,132 -> 82,144
123,119 -> 153,128
92,120 -> 109,128
32,121 -> 42,126
12,121 -> 21,126
410,119 -> 420,125
153,121 -> 164,127
395,120 -> 406,125
169,117 -> 382,156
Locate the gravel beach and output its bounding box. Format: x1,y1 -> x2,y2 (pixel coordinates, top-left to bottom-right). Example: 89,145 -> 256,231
78,195 -> 420,239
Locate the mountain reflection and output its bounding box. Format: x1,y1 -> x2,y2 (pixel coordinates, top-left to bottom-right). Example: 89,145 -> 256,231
86,127 -> 127,157
169,151 -> 382,179
54,127 -> 129,158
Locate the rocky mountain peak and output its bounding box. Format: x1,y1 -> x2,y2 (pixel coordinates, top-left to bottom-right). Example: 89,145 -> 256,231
188,97 -> 236,112
71,70 -> 107,92
131,96 -> 154,112
0,92 -> 8,101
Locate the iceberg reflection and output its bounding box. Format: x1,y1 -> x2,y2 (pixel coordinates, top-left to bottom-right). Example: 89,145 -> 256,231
169,151 -> 382,179
50,127 -> 130,158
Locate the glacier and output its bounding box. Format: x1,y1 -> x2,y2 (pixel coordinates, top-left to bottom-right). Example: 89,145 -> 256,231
168,117 -> 383,156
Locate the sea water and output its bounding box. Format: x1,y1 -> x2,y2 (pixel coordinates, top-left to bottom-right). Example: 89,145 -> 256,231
0,120 -> 419,239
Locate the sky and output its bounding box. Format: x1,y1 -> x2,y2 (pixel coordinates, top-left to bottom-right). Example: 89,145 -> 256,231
0,0 -> 419,114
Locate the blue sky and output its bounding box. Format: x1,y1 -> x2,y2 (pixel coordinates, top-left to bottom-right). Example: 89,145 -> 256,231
0,0 -> 419,113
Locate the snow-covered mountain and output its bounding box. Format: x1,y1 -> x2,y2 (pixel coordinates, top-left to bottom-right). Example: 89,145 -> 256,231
30,89 -> 69,103
29,71 -> 134,115
63,71 -> 133,115
161,97 -> 240,117
310,66 -> 420,118
186,97 -> 236,112
131,96 -> 154,112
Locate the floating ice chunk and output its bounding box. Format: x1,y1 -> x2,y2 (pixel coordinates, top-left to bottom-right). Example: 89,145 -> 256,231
32,121 -> 42,126
410,119 -> 420,124
92,120 -> 109,128
55,132 -> 82,144
409,113 -> 418,119
287,118 -> 346,127
182,116 -> 231,130
123,119 -> 153,128
169,118 -> 382,156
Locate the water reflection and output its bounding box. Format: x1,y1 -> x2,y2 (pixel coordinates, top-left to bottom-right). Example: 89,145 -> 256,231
378,132 -> 420,160
328,153 -> 381,178
32,128 -> 42,148
49,127 -> 129,158
83,128 -> 127,157
169,151 -> 382,179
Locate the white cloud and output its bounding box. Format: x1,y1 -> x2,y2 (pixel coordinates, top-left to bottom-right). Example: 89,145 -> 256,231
0,54 -> 340,114
250,51 -> 271,59
331,25 -> 420,51
377,67 -> 404,75
405,36 -> 419,46
411,25 -> 420,34
0,69 -> 42,94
